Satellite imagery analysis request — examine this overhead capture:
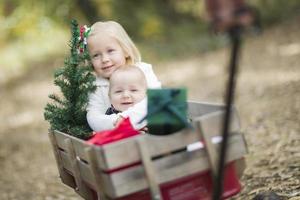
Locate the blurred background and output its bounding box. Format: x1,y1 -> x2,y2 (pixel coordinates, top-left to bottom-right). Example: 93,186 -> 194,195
1,0 -> 300,84
1,0 -> 300,199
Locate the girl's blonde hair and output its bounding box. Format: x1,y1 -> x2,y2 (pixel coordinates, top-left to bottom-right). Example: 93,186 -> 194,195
88,21 -> 141,64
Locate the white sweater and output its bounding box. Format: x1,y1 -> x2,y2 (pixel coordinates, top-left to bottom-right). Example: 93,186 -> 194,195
86,62 -> 161,131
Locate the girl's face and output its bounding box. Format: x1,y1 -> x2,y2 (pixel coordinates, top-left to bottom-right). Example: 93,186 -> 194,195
88,33 -> 127,78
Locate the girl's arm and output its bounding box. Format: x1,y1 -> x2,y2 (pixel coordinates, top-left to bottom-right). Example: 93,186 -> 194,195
137,62 -> 162,89
87,110 -> 118,131
86,87 -> 118,131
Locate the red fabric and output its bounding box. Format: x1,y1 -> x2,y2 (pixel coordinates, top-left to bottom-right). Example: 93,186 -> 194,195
87,117 -> 140,146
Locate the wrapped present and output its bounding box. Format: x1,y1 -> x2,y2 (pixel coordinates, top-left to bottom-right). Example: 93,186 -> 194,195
146,88 -> 189,135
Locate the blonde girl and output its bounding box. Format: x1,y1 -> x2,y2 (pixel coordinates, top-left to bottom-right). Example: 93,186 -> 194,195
86,21 -> 161,131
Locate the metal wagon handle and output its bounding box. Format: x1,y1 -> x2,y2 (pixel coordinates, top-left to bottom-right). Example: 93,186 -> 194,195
204,0 -> 260,199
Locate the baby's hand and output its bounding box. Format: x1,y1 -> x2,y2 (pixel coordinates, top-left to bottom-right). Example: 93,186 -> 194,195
114,116 -> 125,127
140,126 -> 148,132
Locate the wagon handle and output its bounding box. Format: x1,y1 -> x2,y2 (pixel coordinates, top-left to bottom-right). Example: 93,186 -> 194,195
204,1 -> 260,199
213,26 -> 241,200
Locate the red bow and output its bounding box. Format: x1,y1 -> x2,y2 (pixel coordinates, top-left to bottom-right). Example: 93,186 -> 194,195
87,117 -> 140,146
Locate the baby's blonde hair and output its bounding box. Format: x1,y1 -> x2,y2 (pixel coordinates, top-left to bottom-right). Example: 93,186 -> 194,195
88,21 -> 141,64
109,65 -> 147,95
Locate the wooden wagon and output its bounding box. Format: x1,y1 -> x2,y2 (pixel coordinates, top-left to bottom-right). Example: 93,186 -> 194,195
48,101 -> 247,200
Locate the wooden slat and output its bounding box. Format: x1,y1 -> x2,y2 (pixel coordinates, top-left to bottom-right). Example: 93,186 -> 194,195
60,150 -> 73,173
234,158 -> 246,178
234,134 -> 248,178
197,122 -> 219,175
99,128 -> 196,170
48,130 -> 67,173
48,130 -> 76,189
101,134 -> 246,198
54,130 -> 79,150
65,139 -> 94,200
85,147 -> 107,200
222,133 -> 247,160
136,137 -> 162,200
187,101 -> 225,119
194,109 -> 240,139
194,108 -> 240,175
72,138 -> 106,170
71,138 -> 91,161
76,150 -> 113,198
77,159 -> 96,188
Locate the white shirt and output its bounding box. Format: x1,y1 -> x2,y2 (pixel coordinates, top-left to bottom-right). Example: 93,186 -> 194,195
86,62 -> 161,131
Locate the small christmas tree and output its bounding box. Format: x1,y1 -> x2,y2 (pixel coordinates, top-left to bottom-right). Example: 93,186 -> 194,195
44,20 -> 96,139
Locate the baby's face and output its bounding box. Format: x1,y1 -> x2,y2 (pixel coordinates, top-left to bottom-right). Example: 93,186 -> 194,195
110,74 -> 146,112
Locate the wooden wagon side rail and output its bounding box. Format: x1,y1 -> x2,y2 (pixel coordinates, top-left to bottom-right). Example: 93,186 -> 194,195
48,101 -> 247,200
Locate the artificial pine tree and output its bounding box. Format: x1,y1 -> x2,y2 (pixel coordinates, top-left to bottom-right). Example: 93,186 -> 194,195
44,20 -> 96,139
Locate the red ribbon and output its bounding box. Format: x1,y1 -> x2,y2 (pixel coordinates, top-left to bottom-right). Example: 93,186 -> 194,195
87,117 -> 140,146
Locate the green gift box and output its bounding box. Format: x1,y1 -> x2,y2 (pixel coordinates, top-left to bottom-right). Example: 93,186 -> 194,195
146,88 -> 189,135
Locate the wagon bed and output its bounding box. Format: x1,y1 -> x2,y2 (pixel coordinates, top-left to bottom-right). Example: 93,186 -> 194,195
48,101 -> 247,200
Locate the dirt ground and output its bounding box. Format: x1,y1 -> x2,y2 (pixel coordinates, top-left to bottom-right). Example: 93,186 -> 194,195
0,16 -> 299,200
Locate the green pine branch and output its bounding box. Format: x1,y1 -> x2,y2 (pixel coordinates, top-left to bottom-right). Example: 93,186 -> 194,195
44,19 -> 96,139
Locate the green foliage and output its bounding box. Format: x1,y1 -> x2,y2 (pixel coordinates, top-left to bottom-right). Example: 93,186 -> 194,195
3,0 -> 300,41
109,0 -> 200,41
2,0 -> 300,69
44,19 -> 96,139
249,0 -> 300,25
